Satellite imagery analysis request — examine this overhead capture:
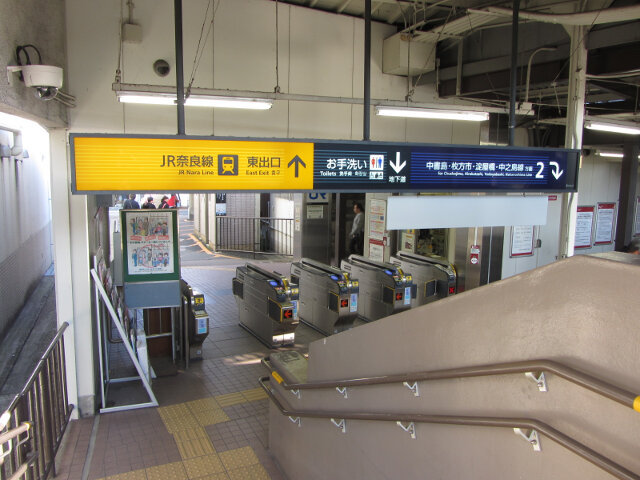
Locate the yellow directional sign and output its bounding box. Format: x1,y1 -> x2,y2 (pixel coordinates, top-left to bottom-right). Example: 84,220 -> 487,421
72,136 -> 314,192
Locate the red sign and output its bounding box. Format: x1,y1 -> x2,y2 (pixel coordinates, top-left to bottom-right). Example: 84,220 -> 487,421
340,299 -> 348,308
469,245 -> 480,265
283,309 -> 293,319
395,292 -> 403,301
548,195 -> 558,201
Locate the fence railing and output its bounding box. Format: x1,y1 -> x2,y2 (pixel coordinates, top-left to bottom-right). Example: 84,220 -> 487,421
0,322 -> 73,480
215,217 -> 294,256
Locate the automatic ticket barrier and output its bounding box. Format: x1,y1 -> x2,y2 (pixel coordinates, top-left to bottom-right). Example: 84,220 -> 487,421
290,258 -> 359,336
232,264 -> 299,347
340,255 -> 415,321
390,251 -> 457,306
181,280 -> 209,362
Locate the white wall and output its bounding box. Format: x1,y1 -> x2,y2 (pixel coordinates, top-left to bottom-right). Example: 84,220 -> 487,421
501,154 -> 640,279
65,0 -> 480,144
0,114 -> 53,339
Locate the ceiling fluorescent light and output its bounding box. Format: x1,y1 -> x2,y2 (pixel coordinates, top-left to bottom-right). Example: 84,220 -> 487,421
116,91 -> 272,110
376,106 -> 489,122
597,151 -> 624,158
185,96 -> 272,110
585,120 -> 640,135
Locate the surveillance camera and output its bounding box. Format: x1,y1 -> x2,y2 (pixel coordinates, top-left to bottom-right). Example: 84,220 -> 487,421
7,64 -> 63,89
153,59 -> 171,77
35,86 -> 59,100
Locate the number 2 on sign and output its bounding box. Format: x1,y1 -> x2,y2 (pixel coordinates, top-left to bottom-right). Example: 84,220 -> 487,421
535,162 -> 544,179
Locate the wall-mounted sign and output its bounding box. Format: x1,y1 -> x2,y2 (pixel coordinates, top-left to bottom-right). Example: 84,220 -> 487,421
71,134 -> 579,194
594,202 -> 616,245
510,225 -> 535,257
575,206 -> 595,249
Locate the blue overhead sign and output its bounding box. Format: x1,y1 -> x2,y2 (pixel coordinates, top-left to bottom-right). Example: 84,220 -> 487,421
314,142 -> 578,193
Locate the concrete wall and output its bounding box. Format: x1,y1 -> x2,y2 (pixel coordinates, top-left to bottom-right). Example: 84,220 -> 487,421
0,0 -> 67,127
0,115 -> 53,339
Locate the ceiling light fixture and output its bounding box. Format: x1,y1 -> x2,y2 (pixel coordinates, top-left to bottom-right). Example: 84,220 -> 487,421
375,106 -> 490,122
116,91 -> 273,110
585,120 -> 640,135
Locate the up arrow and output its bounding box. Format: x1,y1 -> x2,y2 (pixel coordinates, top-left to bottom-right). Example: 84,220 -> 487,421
390,152 -> 406,174
550,161 -> 564,180
287,155 -> 306,178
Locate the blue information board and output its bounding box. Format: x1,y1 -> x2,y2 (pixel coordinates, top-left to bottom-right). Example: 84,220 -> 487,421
314,142 -> 578,193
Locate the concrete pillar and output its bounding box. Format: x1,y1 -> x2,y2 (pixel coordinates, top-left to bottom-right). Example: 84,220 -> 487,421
615,142 -> 639,250
49,128 -> 94,417
559,25 -> 587,258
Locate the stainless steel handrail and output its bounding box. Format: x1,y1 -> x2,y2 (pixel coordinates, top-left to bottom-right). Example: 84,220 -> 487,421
262,357 -> 640,413
0,322 -> 74,480
260,376 -> 640,480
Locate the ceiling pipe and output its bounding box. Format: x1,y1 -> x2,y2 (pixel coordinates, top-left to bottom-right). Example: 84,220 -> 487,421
174,0 -> 185,135
525,47 -> 556,102
471,4 -> 640,25
508,0 -> 520,147
364,0 -> 371,141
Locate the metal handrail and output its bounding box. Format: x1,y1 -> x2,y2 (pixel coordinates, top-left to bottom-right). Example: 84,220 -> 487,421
262,357 -> 640,413
260,376 -> 640,480
0,322 -> 74,480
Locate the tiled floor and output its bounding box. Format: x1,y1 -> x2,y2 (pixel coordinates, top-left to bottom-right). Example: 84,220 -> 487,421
54,213 -> 325,480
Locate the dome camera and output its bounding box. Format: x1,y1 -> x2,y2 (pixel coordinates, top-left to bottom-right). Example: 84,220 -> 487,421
153,59 -> 171,77
35,86 -> 59,100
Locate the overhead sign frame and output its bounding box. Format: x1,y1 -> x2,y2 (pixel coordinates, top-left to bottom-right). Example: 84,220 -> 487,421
70,133 -> 579,194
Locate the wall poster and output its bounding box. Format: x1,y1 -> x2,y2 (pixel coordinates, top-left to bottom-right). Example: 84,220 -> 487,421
634,197 -> 640,237
574,206 -> 595,249
594,202 -> 616,245
510,225 -> 535,257
121,209 -> 180,282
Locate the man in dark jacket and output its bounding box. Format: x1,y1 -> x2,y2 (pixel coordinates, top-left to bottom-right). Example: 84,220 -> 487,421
123,194 -> 140,209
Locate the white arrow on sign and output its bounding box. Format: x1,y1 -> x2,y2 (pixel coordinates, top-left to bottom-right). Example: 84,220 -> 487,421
550,161 -> 564,180
390,152 -> 406,174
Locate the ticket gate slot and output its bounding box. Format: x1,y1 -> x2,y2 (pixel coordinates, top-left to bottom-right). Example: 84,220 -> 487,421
390,251 -> 457,306
340,255 -> 416,322
232,264 -> 299,347
181,280 -> 209,362
290,258 -> 359,336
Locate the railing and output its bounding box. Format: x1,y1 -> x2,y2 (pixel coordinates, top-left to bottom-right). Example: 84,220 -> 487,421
215,217 -> 294,256
262,358 -> 640,413
261,357 -> 640,480
0,322 -> 73,480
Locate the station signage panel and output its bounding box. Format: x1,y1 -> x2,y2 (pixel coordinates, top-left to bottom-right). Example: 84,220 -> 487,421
71,134 -> 579,193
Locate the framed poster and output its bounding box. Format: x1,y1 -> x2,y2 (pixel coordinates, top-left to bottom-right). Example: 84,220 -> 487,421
594,202 -> 616,245
634,196 -> 640,237
121,209 -> 180,283
510,225 -> 535,257
574,206 -> 595,249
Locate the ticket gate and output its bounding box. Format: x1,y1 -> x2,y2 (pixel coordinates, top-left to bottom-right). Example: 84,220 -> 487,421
290,258 -> 359,336
232,264 -> 299,347
181,280 -> 210,363
340,255 -> 415,322
390,251 -> 457,306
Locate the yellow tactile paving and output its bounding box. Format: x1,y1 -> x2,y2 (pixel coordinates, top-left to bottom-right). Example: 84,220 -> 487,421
193,408 -> 231,426
158,403 -> 193,420
183,453 -> 226,478
177,436 -> 217,459
241,388 -> 268,403
219,447 -> 260,471
227,464 -> 271,480
186,397 -> 222,413
214,392 -> 246,407
173,426 -> 210,443
146,461 -> 188,480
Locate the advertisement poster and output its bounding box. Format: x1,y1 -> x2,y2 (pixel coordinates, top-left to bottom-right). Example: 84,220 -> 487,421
369,240 -> 384,261
369,199 -> 386,241
510,225 -> 535,257
635,197 -> 640,236
574,206 -> 595,249
123,210 -> 176,277
594,202 -> 616,245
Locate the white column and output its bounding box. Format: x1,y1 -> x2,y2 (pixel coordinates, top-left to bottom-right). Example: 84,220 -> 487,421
49,128 -> 94,417
559,25 -> 587,258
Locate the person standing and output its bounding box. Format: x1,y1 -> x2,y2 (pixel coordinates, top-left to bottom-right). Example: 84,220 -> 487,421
142,196 -> 156,209
167,193 -> 180,208
349,202 -> 365,255
158,195 -> 169,209
123,194 -> 140,209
